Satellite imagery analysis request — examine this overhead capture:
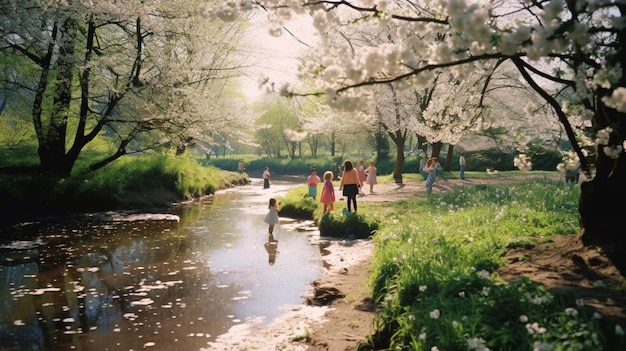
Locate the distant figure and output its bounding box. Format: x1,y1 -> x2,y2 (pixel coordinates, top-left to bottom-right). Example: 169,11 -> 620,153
307,169 -> 321,198
263,167 -> 271,189
264,198 -> 280,234
320,171 -> 336,213
459,152 -> 466,180
364,161 -> 378,193
357,160 -> 367,194
264,233 -> 279,265
237,159 -> 245,173
423,158 -> 438,194
338,160 -> 361,213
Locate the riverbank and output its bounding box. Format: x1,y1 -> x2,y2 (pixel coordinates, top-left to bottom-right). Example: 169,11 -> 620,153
206,174 -> 626,351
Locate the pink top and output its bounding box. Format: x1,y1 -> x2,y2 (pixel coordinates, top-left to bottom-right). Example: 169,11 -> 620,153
319,180 -> 336,204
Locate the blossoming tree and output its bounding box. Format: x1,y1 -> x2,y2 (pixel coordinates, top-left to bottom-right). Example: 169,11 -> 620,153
0,0 -> 251,176
206,0 -> 626,256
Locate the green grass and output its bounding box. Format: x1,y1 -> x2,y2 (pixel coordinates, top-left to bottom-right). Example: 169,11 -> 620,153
362,179 -> 624,350
0,154 -> 248,223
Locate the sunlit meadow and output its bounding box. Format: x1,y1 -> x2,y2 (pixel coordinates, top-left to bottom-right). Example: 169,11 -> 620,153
364,180 -> 625,350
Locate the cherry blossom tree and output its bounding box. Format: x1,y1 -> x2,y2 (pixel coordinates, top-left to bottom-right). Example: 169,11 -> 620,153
207,0 -> 626,256
0,0 -> 251,176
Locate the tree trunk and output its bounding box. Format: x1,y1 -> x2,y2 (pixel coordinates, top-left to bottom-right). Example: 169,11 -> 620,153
444,144 -> 454,172
431,142 -> 443,160
388,129 -> 406,184
38,18 -> 77,177
578,138 -> 626,270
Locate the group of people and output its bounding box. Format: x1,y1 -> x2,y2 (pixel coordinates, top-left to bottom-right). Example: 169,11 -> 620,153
305,159 -> 378,214
261,153 -> 468,263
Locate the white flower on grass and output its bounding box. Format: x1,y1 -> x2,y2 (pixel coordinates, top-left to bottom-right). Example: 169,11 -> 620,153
528,294 -> 549,305
419,332 -> 427,340
459,291 -> 466,298
478,270 -> 490,280
408,314 -> 415,321
467,337 -> 490,350
575,298 -> 585,307
533,341 -> 552,351
431,347 -> 439,351
452,320 -> 459,328
565,307 -> 578,317
526,322 -> 547,334
481,287 -> 490,296
429,309 -> 440,319
616,324 -> 625,336
519,315 -> 528,323
419,285 -> 427,292
593,312 -> 602,319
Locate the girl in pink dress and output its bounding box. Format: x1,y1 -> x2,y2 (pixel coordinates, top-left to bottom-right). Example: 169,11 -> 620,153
365,161 -> 378,193
319,171 -> 336,213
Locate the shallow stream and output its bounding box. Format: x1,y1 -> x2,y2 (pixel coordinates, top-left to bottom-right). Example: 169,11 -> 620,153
0,177 -> 323,350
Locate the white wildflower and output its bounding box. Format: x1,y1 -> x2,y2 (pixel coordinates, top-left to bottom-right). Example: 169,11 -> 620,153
519,315 -> 528,323
565,307 -> 578,317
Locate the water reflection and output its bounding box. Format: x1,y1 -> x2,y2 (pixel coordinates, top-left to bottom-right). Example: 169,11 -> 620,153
0,177 -> 322,350
264,234 -> 279,265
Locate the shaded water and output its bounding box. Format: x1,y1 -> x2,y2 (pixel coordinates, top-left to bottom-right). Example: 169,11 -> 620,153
0,177 -> 323,350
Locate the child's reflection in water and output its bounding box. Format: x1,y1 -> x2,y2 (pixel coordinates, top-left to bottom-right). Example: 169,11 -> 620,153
264,233 -> 279,265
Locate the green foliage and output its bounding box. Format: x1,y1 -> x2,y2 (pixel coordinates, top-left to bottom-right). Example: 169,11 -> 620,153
317,210 -> 379,239
367,180 -> 623,350
277,185 -> 319,219
203,156 -> 341,177
0,154 -> 248,224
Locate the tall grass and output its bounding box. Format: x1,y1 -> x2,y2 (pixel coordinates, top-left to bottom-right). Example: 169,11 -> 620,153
367,179 -> 624,350
0,154 -> 248,223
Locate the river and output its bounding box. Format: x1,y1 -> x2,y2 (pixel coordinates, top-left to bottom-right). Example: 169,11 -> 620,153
0,177 -> 324,350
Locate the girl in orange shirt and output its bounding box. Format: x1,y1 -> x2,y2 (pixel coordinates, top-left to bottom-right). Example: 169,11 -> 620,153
339,160 -> 361,213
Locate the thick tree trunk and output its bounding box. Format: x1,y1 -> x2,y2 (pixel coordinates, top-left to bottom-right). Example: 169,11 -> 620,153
578,146 -> 626,270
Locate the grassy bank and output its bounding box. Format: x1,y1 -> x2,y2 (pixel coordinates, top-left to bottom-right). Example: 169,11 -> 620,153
0,154 -> 248,225
364,180 -> 624,350
280,176 -> 623,350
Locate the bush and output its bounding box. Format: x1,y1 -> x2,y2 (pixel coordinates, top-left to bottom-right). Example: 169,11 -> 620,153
318,210 -> 379,239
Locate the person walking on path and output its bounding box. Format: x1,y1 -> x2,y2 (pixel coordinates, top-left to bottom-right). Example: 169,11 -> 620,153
263,167 -> 271,189
339,160 -> 361,213
264,198 -> 280,234
459,152 -> 466,180
357,160 -> 367,194
423,158 -> 438,194
307,169 -> 321,198
364,161 -> 378,193
320,171 -> 336,213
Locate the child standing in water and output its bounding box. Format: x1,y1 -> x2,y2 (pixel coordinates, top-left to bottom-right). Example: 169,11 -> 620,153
264,198 -> 280,234
319,171 -> 336,213
364,161 -> 378,193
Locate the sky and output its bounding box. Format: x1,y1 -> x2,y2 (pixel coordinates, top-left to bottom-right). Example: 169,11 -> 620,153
239,11 -> 317,100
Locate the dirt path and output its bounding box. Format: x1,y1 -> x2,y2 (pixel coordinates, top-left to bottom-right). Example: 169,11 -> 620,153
207,173 -> 626,351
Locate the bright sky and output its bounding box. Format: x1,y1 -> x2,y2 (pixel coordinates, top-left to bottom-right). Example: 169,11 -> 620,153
239,12 -> 317,100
